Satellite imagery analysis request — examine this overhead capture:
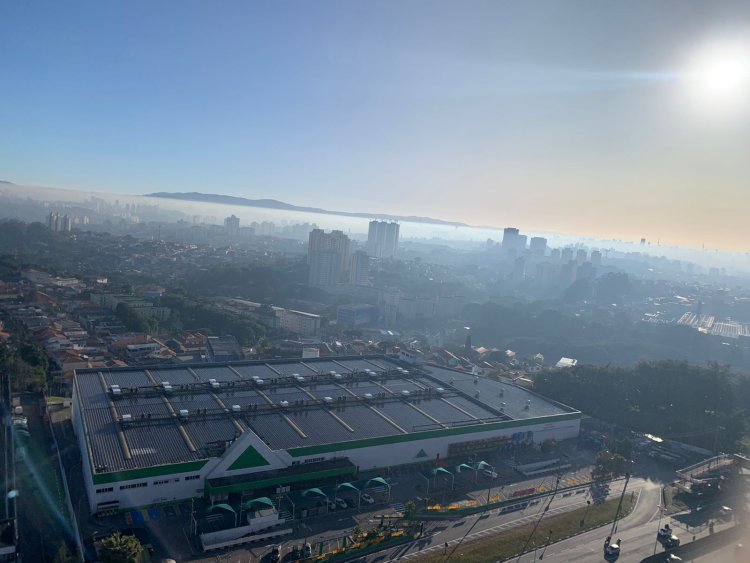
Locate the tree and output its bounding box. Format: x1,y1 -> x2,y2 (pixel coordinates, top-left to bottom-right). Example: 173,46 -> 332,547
404,499 -> 416,518
594,451 -> 629,478
98,532 -> 143,563
54,544 -> 79,563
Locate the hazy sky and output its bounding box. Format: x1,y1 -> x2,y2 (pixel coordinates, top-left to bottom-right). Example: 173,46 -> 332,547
2,1 -> 750,250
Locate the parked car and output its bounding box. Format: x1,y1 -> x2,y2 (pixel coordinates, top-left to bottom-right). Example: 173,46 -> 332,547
360,493 -> 375,504
335,497 -> 347,509
483,469 -> 498,479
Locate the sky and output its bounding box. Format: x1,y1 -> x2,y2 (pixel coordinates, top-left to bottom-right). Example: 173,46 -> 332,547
2,1 -> 750,251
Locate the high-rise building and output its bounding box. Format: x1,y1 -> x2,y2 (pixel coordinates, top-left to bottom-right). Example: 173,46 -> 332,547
576,249 -> 587,265
367,221 -> 400,258
529,237 -> 548,259
224,215 -> 240,236
47,211 -> 72,232
590,250 -> 602,268
502,227 -> 520,250
349,250 -> 370,285
561,247 -> 574,263
308,229 -> 351,286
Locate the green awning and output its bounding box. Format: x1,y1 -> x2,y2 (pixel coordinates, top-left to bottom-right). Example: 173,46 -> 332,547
364,477 -> 389,488
241,497 -> 274,510
207,503 -> 235,515
455,463 -> 473,473
336,482 -> 359,492
302,487 -> 326,498
431,467 -> 452,477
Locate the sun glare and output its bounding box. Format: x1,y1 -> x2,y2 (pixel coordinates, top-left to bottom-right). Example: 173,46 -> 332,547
684,40 -> 750,115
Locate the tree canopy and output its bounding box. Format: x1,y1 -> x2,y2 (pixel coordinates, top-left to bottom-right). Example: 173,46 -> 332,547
98,532 -> 142,563
533,361 -> 748,452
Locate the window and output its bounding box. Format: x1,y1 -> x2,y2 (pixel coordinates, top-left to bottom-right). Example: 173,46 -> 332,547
119,482 -> 147,490
185,475 -> 200,481
96,487 -> 113,494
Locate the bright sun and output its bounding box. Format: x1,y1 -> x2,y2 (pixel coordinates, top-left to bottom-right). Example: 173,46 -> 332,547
684,40 -> 750,115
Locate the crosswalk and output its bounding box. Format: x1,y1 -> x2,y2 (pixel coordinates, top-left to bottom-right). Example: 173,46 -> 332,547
391,503 -> 406,514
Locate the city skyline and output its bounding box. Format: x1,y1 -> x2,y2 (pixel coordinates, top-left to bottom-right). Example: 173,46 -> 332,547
2,1 -> 750,251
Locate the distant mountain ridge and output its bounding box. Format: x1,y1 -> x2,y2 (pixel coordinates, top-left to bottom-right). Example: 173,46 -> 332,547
146,191 -> 469,227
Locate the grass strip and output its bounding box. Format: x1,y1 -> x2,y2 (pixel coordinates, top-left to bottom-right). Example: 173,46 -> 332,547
412,494 -> 635,563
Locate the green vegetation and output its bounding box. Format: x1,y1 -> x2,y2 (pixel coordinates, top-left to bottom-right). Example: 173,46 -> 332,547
161,293 -> 265,345
594,451 -> 630,477
114,303 -> 156,334
54,544 -> 79,563
0,342 -> 46,391
97,532 -> 143,563
413,494 -> 634,563
534,361 -> 749,452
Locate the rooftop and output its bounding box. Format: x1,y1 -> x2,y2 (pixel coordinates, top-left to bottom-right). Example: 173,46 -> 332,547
74,356 -> 578,474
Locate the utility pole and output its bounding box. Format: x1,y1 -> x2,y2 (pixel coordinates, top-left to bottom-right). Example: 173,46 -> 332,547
609,473 -> 630,539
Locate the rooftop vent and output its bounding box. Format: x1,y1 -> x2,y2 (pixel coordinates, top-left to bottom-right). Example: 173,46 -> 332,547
295,375 -> 305,383
279,400 -> 289,408
436,387 -> 445,394
255,379 -> 264,386
323,396 -> 333,403
179,409 -> 189,418
401,390 -> 411,397
231,404 -> 241,413
334,373 -> 343,380
402,370 -> 409,375
364,393 -> 373,400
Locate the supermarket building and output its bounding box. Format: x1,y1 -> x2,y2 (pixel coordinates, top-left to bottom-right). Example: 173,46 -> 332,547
72,356 -> 581,513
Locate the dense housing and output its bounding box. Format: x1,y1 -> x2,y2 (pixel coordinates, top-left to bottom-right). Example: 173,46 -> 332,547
72,356 -> 581,513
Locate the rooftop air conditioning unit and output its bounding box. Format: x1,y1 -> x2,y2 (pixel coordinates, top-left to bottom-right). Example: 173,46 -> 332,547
109,385 -> 121,396
179,409 -> 189,418
334,374 -> 343,380
279,400 -> 289,408
401,390 -> 411,397
162,382 -> 173,393
364,393 -> 373,400
121,414 -> 132,423
255,379 -> 264,385
295,376 -> 305,383
231,404 -> 241,413
323,396 -> 333,403
208,378 -> 220,389
436,387 -> 445,394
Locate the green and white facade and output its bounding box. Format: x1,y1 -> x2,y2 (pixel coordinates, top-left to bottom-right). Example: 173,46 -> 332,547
72,357 -> 581,513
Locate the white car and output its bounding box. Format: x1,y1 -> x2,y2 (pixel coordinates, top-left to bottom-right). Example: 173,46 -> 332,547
483,469 -> 498,479
334,497 -> 347,509
360,493 -> 375,504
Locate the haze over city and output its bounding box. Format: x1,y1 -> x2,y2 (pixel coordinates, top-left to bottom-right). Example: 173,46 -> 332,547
3,1 -> 750,250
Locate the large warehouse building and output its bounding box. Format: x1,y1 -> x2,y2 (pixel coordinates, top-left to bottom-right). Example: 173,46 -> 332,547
72,356 -> 581,513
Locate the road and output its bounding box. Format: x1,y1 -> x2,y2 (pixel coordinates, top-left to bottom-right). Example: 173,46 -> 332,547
361,478 -> 647,562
